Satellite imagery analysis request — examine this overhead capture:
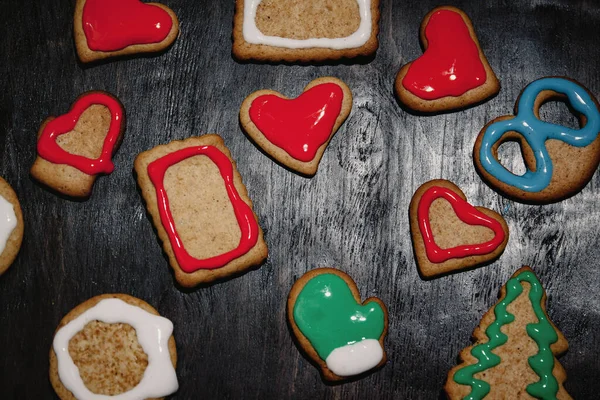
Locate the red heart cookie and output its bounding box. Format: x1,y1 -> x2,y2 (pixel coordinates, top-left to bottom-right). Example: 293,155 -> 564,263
31,91 -> 126,198
74,0 -> 179,63
395,6 -> 499,113
409,179 -> 509,278
240,77 -> 353,176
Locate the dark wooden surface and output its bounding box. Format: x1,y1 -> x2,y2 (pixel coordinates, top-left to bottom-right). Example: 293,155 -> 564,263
1,0 -> 599,398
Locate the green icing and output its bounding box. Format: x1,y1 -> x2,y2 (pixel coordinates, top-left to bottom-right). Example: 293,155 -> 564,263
293,273 -> 385,360
453,270 -> 560,400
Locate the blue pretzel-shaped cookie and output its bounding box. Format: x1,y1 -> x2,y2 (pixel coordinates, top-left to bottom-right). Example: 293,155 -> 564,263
475,77 -> 600,202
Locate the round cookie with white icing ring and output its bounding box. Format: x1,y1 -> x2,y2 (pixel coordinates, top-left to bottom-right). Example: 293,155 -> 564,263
49,294 -> 178,400
287,268 -> 388,381
0,176 -> 23,276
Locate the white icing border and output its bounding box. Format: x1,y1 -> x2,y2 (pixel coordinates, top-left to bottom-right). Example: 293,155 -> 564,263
53,298 -> 178,400
325,339 -> 383,376
0,194 -> 16,254
242,0 -> 372,49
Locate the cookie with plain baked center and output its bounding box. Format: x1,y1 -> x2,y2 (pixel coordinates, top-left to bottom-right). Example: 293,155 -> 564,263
74,0 -> 179,63
232,0 -> 381,62
240,77 -> 352,176
445,266 -> 572,399
395,6 -> 499,113
30,91 -> 126,198
0,177 -> 24,276
50,293 -> 178,400
409,179 -> 509,278
287,268 -> 388,381
134,134 -> 268,287
473,76 -> 600,204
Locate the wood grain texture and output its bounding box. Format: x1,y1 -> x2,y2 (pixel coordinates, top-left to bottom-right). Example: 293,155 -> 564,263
0,0 -> 599,399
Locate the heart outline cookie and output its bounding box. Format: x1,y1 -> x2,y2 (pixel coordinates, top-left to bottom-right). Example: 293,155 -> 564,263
74,0 -> 179,63
287,268 -> 388,381
395,6 -> 499,113
409,179 -> 509,278
240,77 -> 353,176
30,91 -> 126,198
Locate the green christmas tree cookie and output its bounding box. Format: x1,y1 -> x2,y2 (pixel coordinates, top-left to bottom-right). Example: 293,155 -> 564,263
445,266 -> 572,400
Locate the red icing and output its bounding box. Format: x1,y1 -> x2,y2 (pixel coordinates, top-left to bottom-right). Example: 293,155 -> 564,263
147,145 -> 259,273
249,83 -> 344,162
37,92 -> 123,175
417,186 -> 505,263
82,0 -> 173,52
402,9 -> 486,100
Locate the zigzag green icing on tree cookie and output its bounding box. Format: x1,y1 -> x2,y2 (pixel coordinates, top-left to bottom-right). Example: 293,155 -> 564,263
453,270 -> 560,400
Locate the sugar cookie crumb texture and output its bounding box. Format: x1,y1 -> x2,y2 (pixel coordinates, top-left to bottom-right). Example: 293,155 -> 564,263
69,321 -> 149,396
49,293 -> 178,400
255,0 -> 361,40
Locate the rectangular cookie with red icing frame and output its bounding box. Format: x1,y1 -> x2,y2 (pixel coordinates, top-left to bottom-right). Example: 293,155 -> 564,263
232,0 -> 380,62
134,134 -> 268,287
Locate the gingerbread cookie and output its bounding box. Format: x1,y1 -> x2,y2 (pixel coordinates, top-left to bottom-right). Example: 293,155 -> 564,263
409,180 -> 509,278
30,91 -> 126,198
232,0 -> 380,62
445,267 -> 571,399
74,0 -> 179,63
395,6 -> 499,113
50,294 -> 178,400
134,134 -> 268,287
240,77 -> 352,176
287,268 -> 388,381
0,177 -> 24,276
474,77 -> 600,204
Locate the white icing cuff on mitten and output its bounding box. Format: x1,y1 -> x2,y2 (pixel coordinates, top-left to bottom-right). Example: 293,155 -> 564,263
325,339 -> 383,377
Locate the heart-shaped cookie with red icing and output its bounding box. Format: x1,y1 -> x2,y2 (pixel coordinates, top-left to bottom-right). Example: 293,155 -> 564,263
239,77 -> 353,176
74,0 -> 179,63
394,6 -> 499,113
409,179 -> 509,278
30,91 -> 126,198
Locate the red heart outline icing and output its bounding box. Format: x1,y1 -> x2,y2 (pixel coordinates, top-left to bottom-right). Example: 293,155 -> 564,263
402,9 -> 486,100
417,186 -> 505,263
37,92 -> 123,175
147,145 -> 259,273
248,83 -> 344,162
82,0 -> 173,52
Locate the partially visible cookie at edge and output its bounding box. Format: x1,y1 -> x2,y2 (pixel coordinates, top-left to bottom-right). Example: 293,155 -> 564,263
49,293 -> 178,400
74,0 -> 180,63
134,134 -> 268,287
0,177 -> 23,276
445,266 -> 572,399
233,0 -> 381,62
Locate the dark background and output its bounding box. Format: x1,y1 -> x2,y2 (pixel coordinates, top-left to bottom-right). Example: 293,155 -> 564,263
1,0 -> 599,398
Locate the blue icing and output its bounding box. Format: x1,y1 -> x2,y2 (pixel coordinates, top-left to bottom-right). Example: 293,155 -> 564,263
479,77 -> 600,192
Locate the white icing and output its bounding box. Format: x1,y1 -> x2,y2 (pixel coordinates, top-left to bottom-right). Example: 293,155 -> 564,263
53,298 -> 178,400
0,194 -> 17,255
242,0 -> 372,49
325,339 -> 383,376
